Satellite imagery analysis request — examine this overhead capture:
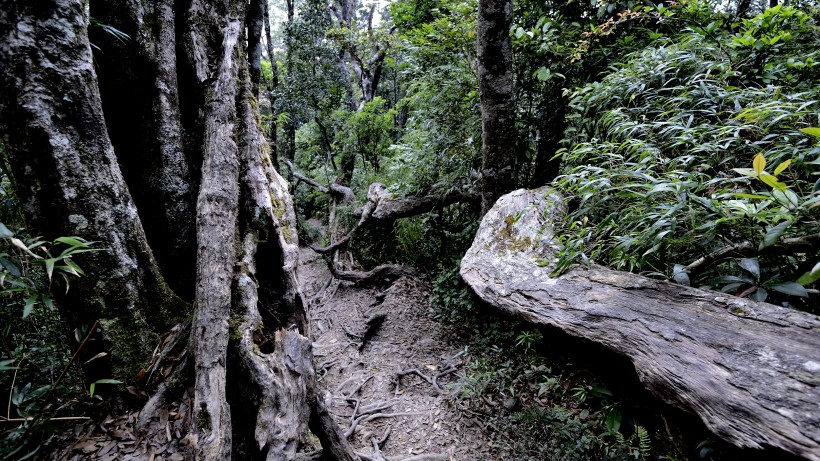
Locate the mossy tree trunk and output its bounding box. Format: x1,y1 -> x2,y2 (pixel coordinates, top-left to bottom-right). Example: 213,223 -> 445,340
0,0 -> 357,459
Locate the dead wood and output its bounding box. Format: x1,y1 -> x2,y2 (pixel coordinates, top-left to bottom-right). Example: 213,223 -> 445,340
285,160 -> 355,203
460,187 -> 820,461
329,262 -> 418,286
355,183 -> 480,221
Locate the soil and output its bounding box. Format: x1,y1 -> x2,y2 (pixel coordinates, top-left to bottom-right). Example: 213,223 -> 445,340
45,246 -> 499,461
299,247 -> 495,461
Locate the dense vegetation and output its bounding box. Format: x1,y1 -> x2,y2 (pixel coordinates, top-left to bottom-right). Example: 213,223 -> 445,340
1,0 -> 817,458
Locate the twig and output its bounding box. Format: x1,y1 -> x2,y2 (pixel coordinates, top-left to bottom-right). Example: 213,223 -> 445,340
432,366 -> 458,394
0,416 -> 90,423
397,368 -> 439,394
7,354 -> 24,419
345,412 -> 422,439
683,241 -> 754,275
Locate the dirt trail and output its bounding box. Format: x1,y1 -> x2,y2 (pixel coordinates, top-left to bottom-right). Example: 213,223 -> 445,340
47,247 -> 497,461
299,247 -> 495,460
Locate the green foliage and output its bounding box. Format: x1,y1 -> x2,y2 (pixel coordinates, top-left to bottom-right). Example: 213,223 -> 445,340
0,228 -> 94,459
553,4 -> 819,310
335,97 -> 396,174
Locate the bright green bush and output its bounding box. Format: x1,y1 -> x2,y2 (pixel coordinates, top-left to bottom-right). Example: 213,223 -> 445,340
554,4 -> 819,311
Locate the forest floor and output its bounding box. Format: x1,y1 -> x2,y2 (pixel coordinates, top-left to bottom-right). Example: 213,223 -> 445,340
45,246 -> 505,461
298,247 -> 498,461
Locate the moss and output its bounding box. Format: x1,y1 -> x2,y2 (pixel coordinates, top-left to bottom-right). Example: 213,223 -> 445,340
101,316 -> 157,382
197,408 -> 212,432
229,314 -> 244,341
281,226 -> 294,244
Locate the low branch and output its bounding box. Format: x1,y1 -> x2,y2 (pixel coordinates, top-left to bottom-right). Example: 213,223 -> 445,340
327,259 -> 417,286
311,194 -> 379,254
284,160 -> 354,202
683,241 -> 755,275
684,232 -> 820,276
357,183 -> 479,221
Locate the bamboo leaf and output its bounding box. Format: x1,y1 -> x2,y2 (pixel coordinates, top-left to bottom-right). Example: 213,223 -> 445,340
800,127 -> 820,138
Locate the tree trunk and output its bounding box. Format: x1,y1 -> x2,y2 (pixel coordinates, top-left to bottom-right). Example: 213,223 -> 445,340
461,187 -> 820,461
0,1 -> 360,459
0,0 -> 187,381
185,0 -> 242,457
477,0 -> 517,214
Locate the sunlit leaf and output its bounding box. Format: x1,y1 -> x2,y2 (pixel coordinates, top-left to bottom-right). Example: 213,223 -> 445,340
800,127 -> 820,138
753,153 -> 766,174
758,173 -> 786,192
773,159 -> 791,176
796,262 -> 820,286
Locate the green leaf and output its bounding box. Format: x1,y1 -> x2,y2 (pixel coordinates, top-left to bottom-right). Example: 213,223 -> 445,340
23,295 -> 37,318
759,220 -> 791,250
55,236 -> 90,248
605,409 -> 622,433
732,168 -> 758,177
0,223 -> 13,238
773,159 -> 791,176
733,193 -> 769,200
796,262 -> 820,286
759,173 -> 787,192
800,127 -> 820,138
753,153 -> 766,174
739,257 -> 760,281
0,256 -> 21,277
44,258 -> 56,280
770,282 -> 808,297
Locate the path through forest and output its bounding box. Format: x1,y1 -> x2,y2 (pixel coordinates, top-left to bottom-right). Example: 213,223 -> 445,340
299,247 -> 496,460
49,245 -> 501,460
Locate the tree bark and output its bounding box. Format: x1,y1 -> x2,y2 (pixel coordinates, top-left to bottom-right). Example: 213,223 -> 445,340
460,187 -> 820,461
477,0 -> 517,214
90,0 -> 197,297
0,0 -> 187,380
2,1 -> 360,459
185,0 -> 243,457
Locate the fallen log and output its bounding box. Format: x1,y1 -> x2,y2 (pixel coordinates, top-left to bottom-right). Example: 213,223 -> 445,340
460,187 -> 820,461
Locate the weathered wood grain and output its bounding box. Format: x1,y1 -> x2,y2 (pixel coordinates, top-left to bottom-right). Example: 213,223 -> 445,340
460,187 -> 820,460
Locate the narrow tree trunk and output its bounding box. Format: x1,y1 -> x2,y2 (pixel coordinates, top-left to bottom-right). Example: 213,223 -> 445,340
477,0 -> 517,214
0,0 -> 186,381
185,0 -> 243,457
